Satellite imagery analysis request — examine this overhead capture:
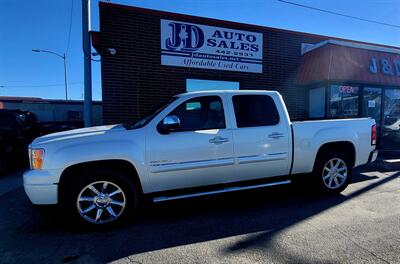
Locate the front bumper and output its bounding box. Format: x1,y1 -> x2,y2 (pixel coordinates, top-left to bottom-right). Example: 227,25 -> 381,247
368,150 -> 379,163
23,169 -> 61,205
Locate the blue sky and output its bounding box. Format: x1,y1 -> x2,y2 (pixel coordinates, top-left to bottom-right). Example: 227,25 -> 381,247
0,0 -> 399,101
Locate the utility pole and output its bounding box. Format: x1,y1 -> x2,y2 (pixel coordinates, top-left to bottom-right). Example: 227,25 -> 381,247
63,53 -> 68,100
82,0 -> 92,127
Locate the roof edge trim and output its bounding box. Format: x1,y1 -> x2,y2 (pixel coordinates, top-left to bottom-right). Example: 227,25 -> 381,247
303,39 -> 400,55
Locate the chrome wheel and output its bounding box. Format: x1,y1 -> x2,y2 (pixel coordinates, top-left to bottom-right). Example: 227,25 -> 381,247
76,181 -> 126,224
322,158 -> 348,189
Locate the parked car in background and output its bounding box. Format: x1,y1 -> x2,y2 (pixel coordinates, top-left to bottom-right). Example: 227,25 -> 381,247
0,109 -> 84,174
23,90 -> 378,226
38,121 -> 84,136
0,110 -> 40,173
383,105 -> 400,132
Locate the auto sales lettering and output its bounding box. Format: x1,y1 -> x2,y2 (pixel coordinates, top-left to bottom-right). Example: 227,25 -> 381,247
161,20 -> 263,73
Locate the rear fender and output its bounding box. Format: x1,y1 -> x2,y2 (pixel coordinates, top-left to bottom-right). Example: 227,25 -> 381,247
292,127 -> 358,174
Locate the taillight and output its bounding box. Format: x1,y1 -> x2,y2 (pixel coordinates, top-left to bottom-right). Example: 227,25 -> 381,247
371,124 -> 376,145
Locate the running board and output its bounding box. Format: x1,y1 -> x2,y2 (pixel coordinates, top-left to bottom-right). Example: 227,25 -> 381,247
153,179 -> 291,203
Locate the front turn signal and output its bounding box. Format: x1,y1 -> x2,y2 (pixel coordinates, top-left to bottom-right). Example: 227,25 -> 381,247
31,148 -> 45,170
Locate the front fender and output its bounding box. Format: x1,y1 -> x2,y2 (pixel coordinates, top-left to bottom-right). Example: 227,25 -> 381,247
46,139 -> 146,184
54,140 -> 142,166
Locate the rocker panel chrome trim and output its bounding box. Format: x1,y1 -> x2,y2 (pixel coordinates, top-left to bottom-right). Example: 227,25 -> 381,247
153,179 -> 291,202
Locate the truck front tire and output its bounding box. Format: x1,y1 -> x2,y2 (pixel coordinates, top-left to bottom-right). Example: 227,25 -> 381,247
313,150 -> 352,194
66,169 -> 138,226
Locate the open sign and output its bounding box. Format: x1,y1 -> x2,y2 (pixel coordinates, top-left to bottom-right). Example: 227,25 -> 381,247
339,86 -> 355,94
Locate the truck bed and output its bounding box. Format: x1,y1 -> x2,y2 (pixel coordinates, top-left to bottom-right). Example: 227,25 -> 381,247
290,117 -> 375,174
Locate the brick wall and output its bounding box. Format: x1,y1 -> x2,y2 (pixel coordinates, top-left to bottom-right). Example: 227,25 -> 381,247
99,3 -> 327,124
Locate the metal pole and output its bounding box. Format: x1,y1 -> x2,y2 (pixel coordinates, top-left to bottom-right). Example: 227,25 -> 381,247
63,54 -> 68,100
32,49 -> 69,100
82,0 -> 92,127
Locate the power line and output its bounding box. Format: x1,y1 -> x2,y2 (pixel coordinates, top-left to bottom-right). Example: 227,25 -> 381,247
65,0 -> 75,54
277,0 -> 400,29
0,82 -> 83,88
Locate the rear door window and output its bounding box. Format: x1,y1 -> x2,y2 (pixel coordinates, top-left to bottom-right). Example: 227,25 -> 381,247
232,95 -> 280,128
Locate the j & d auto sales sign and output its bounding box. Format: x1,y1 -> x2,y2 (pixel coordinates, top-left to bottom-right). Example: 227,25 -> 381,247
161,19 -> 263,73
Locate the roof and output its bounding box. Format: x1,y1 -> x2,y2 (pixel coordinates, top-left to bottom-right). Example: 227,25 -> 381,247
303,39 -> 400,55
296,40 -> 400,87
0,96 -> 42,101
0,96 -> 102,105
177,89 -> 279,96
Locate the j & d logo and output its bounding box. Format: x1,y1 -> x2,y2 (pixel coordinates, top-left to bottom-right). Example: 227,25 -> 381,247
165,22 -> 205,51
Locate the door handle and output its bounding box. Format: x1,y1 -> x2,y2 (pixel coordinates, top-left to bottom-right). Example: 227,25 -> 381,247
268,132 -> 285,139
209,136 -> 229,144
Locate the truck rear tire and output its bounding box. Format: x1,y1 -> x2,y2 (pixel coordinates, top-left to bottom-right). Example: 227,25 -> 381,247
313,150 -> 352,194
66,169 -> 138,226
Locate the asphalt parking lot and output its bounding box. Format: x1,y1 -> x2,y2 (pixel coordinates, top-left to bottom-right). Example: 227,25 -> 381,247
0,167 -> 399,264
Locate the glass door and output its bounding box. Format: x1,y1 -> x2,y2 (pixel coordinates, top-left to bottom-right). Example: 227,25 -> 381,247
382,89 -> 400,150
363,87 -> 382,144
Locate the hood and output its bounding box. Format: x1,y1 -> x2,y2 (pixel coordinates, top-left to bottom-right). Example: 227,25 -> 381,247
31,124 -> 126,146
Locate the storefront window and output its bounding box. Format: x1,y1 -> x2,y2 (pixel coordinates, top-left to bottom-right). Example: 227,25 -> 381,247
186,79 -> 239,92
382,89 -> 400,149
329,85 -> 359,118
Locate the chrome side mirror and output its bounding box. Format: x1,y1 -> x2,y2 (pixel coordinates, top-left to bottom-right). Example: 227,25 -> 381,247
159,115 -> 181,134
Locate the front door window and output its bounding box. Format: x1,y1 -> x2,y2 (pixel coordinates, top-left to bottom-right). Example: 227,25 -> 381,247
169,96 -> 226,131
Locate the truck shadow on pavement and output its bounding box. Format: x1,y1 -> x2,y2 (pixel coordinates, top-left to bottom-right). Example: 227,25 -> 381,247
0,168 -> 398,263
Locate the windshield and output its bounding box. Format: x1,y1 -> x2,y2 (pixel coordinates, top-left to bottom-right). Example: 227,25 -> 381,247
124,96 -> 178,129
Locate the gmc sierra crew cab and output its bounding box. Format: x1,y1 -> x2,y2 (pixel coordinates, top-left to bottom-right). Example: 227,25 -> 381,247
24,90 -> 378,225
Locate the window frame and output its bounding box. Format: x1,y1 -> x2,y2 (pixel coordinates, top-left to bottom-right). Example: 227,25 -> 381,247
232,94 -> 280,128
161,95 -> 227,133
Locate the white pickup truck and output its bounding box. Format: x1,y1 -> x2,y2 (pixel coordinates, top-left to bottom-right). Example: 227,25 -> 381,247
24,90 -> 378,225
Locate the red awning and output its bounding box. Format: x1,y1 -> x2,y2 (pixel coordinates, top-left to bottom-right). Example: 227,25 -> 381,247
296,42 -> 400,87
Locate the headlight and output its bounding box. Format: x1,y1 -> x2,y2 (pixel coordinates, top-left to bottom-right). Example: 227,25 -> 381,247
30,148 -> 45,170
